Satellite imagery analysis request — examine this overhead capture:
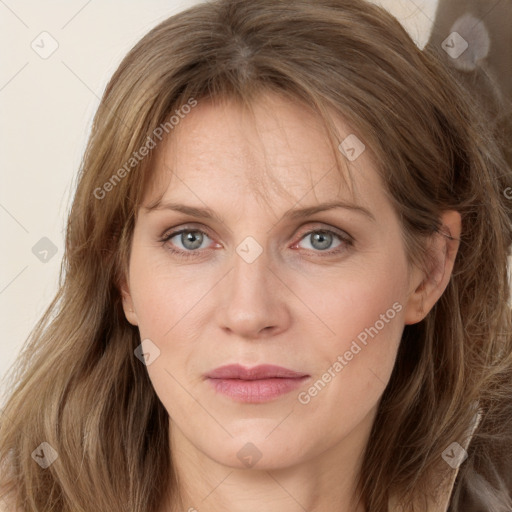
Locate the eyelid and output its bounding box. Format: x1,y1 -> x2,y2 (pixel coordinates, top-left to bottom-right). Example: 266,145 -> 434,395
160,222 -> 215,241
293,222 -> 353,242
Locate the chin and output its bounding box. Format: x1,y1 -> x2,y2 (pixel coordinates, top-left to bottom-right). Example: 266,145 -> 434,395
201,430 -> 310,471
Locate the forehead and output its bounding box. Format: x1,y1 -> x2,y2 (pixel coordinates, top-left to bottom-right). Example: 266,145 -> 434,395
143,92 -> 384,213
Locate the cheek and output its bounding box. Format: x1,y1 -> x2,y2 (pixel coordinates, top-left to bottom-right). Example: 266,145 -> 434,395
293,253 -> 407,411
296,249 -> 407,350
127,253 -> 207,423
128,249 -> 206,339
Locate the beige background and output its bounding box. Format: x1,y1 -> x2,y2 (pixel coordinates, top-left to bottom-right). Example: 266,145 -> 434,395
0,0 -> 454,388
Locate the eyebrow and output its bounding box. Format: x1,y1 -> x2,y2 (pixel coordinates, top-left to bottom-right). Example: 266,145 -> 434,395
143,200 -> 376,223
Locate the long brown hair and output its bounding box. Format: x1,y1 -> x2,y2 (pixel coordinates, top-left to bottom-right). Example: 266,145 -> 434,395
1,1 -> 511,511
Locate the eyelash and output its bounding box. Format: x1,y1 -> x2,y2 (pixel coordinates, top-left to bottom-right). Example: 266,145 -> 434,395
159,225 -> 354,260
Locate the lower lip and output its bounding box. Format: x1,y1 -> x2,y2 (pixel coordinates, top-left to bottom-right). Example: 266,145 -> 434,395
207,376 -> 309,403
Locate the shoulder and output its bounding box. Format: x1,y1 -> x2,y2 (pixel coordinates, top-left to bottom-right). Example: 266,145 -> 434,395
389,409 -> 484,512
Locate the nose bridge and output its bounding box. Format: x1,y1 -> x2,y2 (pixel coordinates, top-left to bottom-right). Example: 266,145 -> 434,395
230,236 -> 273,309
217,235 -> 287,337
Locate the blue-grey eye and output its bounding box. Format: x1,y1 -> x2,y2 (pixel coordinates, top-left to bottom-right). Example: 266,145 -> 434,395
171,230 -> 210,251
299,231 -> 343,251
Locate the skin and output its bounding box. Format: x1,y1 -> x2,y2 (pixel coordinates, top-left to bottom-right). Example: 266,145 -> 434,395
121,92 -> 461,512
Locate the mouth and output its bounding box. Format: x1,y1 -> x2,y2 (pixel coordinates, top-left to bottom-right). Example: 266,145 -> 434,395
205,364 -> 310,403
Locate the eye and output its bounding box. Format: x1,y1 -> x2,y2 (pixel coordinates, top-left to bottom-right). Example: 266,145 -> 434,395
160,227 -> 217,259
292,228 -> 353,255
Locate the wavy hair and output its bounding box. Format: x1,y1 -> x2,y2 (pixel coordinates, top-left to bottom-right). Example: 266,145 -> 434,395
1,1 -> 511,511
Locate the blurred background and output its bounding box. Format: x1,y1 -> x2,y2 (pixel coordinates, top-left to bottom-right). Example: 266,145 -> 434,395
1,0 -> 510,387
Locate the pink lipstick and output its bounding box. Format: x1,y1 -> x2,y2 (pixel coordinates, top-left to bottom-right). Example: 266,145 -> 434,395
205,364 -> 310,403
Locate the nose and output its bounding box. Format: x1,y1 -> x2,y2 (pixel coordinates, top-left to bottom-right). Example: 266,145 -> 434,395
216,242 -> 292,339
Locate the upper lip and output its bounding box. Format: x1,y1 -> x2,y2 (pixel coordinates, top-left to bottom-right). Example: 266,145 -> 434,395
206,364 -> 309,380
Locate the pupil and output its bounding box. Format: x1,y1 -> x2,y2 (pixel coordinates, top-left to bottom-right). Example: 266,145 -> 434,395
312,232 -> 332,250
183,231 -> 202,249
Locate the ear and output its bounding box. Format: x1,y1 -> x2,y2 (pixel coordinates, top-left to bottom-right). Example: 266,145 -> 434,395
120,278 -> 139,326
403,210 -> 461,325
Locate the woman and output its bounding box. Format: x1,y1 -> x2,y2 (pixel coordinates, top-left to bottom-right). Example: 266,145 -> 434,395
1,0 -> 511,511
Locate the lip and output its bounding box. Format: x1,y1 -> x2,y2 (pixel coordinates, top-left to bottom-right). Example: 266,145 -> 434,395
206,364 -> 308,380
206,364 -> 310,403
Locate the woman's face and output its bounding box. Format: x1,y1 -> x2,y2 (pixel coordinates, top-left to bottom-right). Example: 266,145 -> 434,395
121,92 -> 425,470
